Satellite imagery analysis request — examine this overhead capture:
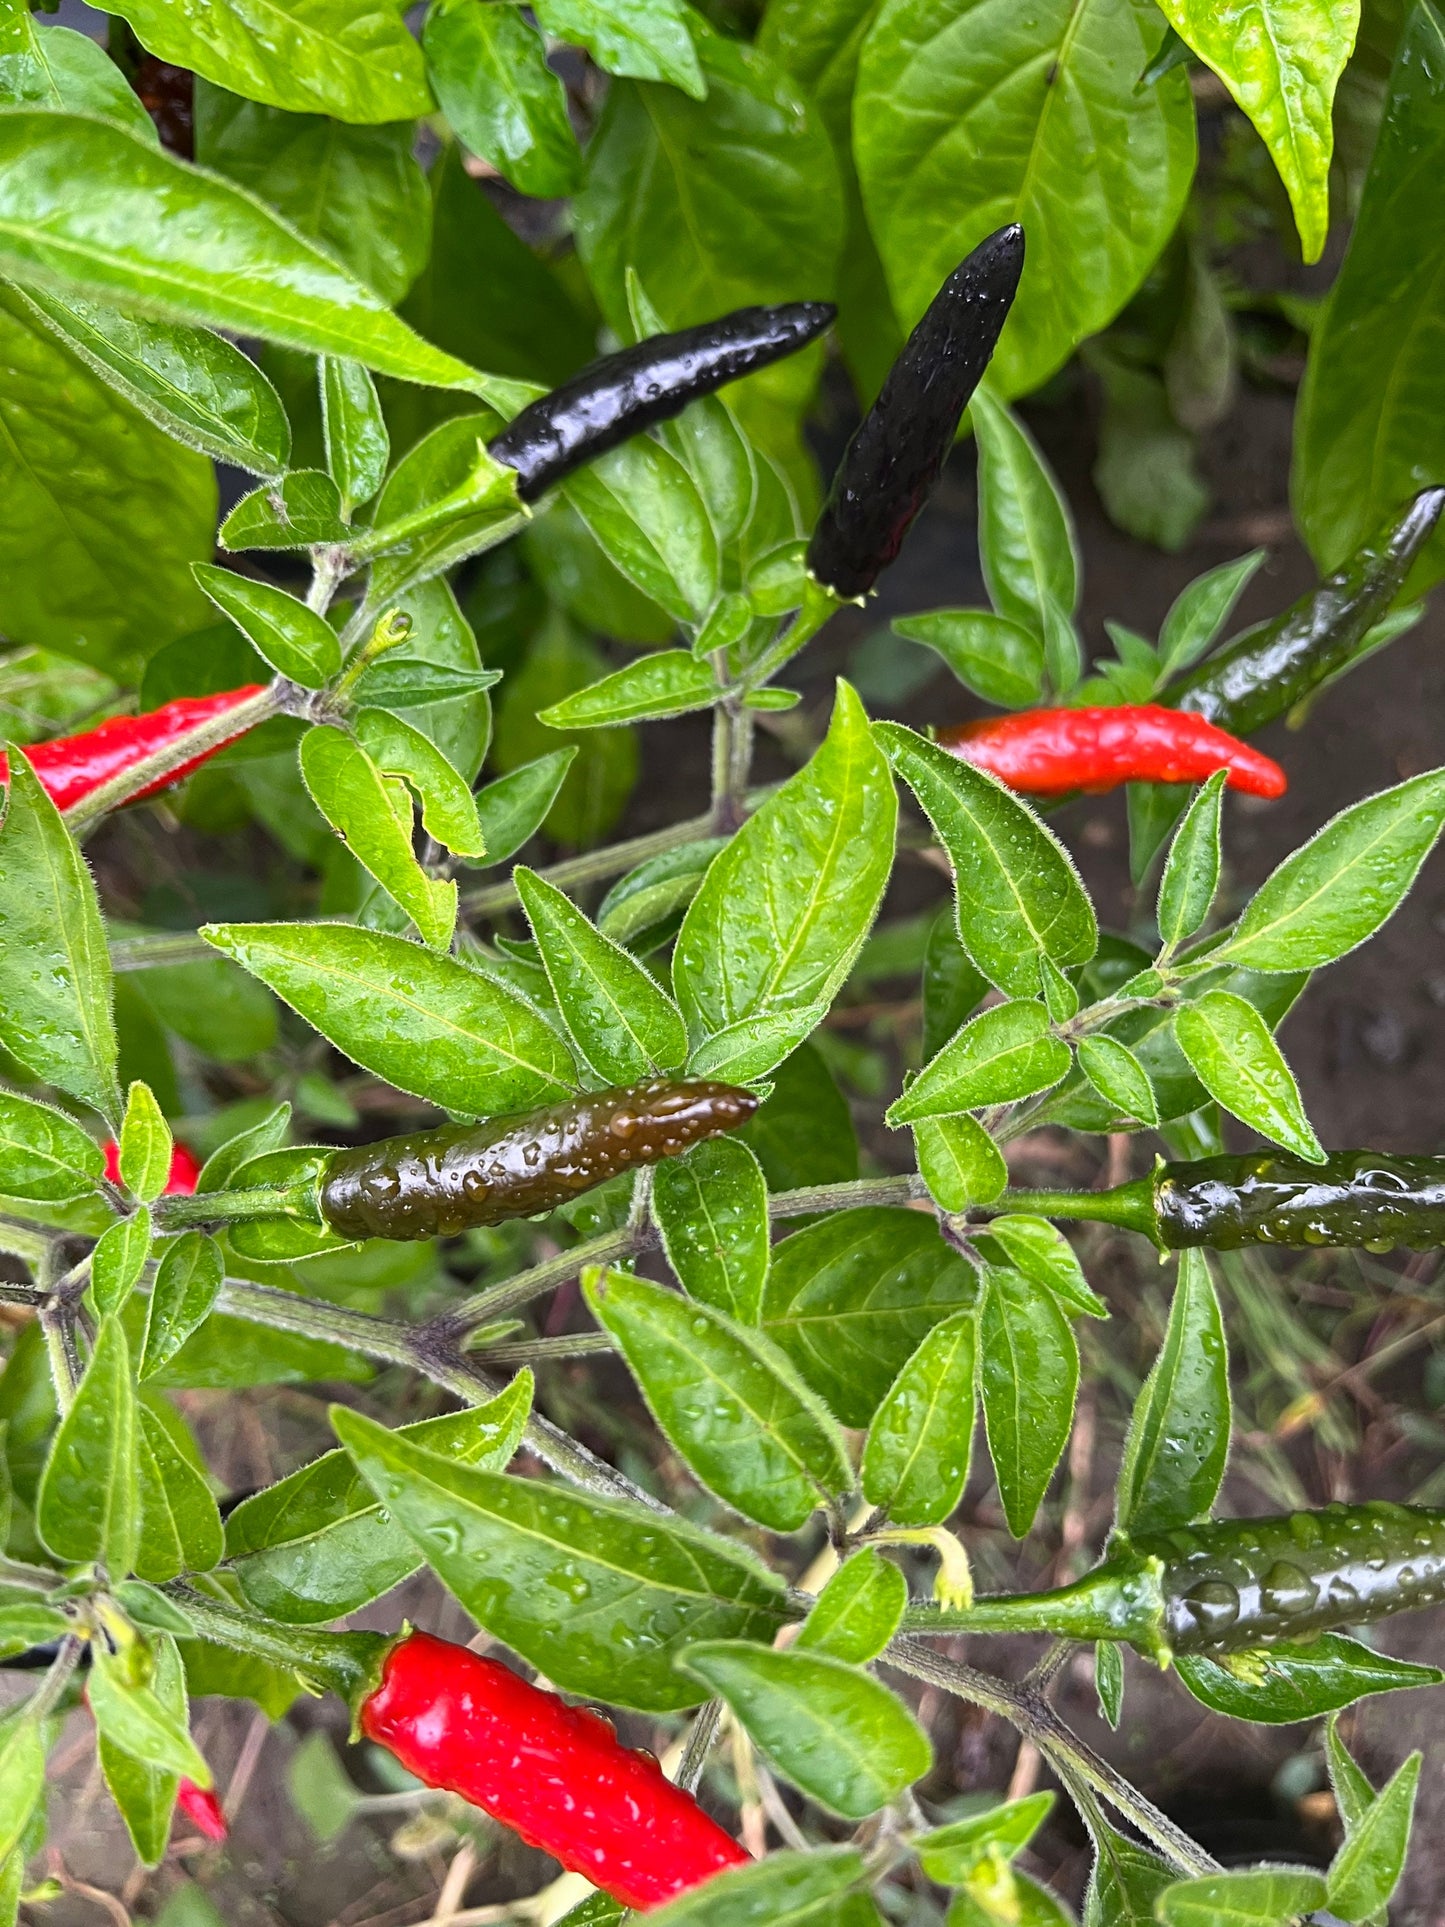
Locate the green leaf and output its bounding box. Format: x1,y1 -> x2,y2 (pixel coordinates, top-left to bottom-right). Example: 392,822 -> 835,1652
37,1314 -> 138,1573
0,1090 -> 103,1202
1157,0 -> 1358,262
565,441 -> 720,624
381,575 -> 494,785
762,1207 -> 979,1426
654,1135 -> 770,1323
92,1209 -> 153,1319
0,112 -> 476,388
888,999 -> 1070,1125
424,0 -> 581,199
202,922 -> 576,1117
916,1794 -> 1054,1883
352,655 -> 500,713
680,1641 -> 931,1818
364,415 -> 525,603
876,723 -> 1096,997
141,1234 -> 223,1382
970,387 -> 1079,631
0,749 -> 119,1116
354,709 -> 485,859
923,909 -> 989,1059
221,469 -> 347,551
1095,1642 -> 1124,1730
587,1269 -> 850,1531
797,1550 -> 907,1664
1175,1635 -> 1442,1724
299,726 -> 457,950
535,0 -> 703,95
288,1730 -> 363,1844
472,750 -> 577,866
193,565 -> 341,689
106,0 -> 431,122
861,1310 -> 977,1525
1115,1251 -> 1230,1536
1293,2 -> 1445,587
1217,768 -> 1445,973
979,1265 -> 1078,1537
0,1715 -> 44,1864
913,1113 -> 1007,1214
89,1639 -> 210,1785
196,1104 -> 291,1194
119,1080 -> 172,1204
331,1406 -> 791,1711
195,84 -> 430,305
1173,990 -> 1323,1160
0,284 -> 212,676
1090,351 -> 1209,553
973,1215 -> 1106,1319
135,1400 -> 224,1584
539,652 -> 723,729
0,12 -> 158,139
1326,1752 -> 1419,1921
96,1629 -> 187,1867
1155,1867 -> 1327,1925
226,1378 -> 530,1623
1075,1035 -> 1160,1128
642,1849 -> 869,1927
854,0 -> 1196,397
675,684 -> 896,1077
892,610 -> 1044,710
576,21 -> 843,423
1157,553 -> 1265,677
516,866 -> 687,1083
14,285 -> 290,478
1157,771 -> 1227,949
321,357 -> 388,512
1083,1819 -> 1175,1926
1326,1715 -> 1377,1835
686,1005 -> 831,1084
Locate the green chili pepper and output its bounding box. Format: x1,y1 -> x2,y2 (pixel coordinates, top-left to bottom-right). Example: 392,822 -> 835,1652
316,1078 -> 757,1242
996,1149 -> 1445,1252
1165,487 -> 1444,736
902,1502 -> 1445,1659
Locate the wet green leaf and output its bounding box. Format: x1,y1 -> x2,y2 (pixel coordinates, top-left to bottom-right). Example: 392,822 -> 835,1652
141,1234 -> 223,1382
471,751 -> 577,867
1174,990 -> 1323,1161
973,1216 -> 1106,1319
1115,1250 -> 1229,1536
1326,1751 -> 1419,1921
653,1134 -> 770,1323
892,609 -> 1045,710
193,566 -> 341,689
97,1631 -> 187,1867
424,0 -> 582,199
913,1113 -> 1008,1214
321,357 -> 388,512
642,1848 -> 870,1927
1155,1866 -> 1326,1925
1076,1035 -> 1160,1128
916,1793 -> 1055,1883
798,1550 -> 907,1664
565,442 -> 719,625
971,387 -> 1079,631
539,652 -> 723,729
0,1091 -> 103,1202
536,0 -> 703,94
1157,771 -> 1227,950
1175,1635 -> 1442,1723
861,1310 -> 977,1525
37,1315 -> 138,1572
90,1638 -> 210,1784
888,999 -> 1070,1125
354,709 -> 485,859
135,1401 -> 224,1583
980,1265 -> 1078,1537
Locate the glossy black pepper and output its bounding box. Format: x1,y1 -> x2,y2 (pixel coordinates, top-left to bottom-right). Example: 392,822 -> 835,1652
489,306 -> 836,503
318,1078 -> 758,1242
1168,487 -> 1445,736
805,224 -> 1025,599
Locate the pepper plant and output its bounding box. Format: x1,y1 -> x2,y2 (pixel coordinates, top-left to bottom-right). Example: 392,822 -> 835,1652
1,3 -> 1444,1926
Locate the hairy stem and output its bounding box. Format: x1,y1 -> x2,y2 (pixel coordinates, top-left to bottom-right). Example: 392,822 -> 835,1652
63,686 -> 282,832
883,1641 -> 1216,1876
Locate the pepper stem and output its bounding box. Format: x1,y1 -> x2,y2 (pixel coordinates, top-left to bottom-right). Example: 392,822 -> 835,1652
899,1556 -> 1169,1659
154,1181 -> 321,1230
981,1179 -> 1160,1242
165,1584 -> 392,1712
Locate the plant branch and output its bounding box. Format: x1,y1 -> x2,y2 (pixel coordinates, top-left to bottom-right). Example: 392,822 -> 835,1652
63,686 -> 283,832
883,1640 -> 1217,1876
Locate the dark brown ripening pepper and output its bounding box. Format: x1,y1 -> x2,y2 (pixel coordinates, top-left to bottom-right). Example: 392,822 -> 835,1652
489,305 -> 836,503
806,225 -> 1025,599
318,1078 -> 758,1241
1166,486 -> 1445,736
994,1149 -> 1445,1252
906,1501 -> 1445,1660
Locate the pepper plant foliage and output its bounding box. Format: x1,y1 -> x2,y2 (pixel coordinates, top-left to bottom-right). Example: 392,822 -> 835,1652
0,0 -> 1443,1923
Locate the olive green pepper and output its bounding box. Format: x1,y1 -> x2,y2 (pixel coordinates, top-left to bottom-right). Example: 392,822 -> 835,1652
318,1078 -> 757,1242
1165,488 -> 1444,736
997,1149 -> 1445,1252
903,1502 -> 1445,1658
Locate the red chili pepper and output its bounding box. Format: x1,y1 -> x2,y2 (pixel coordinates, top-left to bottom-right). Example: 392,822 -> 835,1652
359,1632 -> 749,1911
936,704 -> 1287,799
174,1778 -> 228,1842
0,687 -> 266,813
102,1140 -> 202,1196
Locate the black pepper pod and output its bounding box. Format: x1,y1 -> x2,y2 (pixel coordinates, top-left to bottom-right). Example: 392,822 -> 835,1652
488,305 -> 837,503
994,1149 -> 1445,1253
1166,486 -> 1445,736
318,1078 -> 758,1242
903,1501 -> 1445,1658
805,224 -> 1025,600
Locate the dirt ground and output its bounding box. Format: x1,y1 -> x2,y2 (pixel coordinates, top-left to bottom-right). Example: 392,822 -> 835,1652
22,328 -> 1445,1924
